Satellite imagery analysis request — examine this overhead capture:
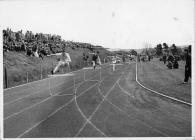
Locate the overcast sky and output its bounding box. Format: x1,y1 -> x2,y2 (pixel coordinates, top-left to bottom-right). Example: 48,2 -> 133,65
0,0 -> 194,49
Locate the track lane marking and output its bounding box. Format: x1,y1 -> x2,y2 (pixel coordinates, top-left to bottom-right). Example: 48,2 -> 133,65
17,82 -> 98,138
4,68 -> 84,91
97,75 -> 168,136
16,67 -> 106,137
4,75 -> 80,97
75,70 -> 125,137
74,77 -> 107,137
118,69 -> 191,129
4,85 -> 75,120
5,68 -> 102,120
75,83 -> 106,137
4,77 -> 78,105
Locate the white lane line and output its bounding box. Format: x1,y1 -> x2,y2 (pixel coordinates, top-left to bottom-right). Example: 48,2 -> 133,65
83,67 -> 101,69
85,80 -> 99,82
117,81 -> 135,99
75,74 -> 123,137
74,77 -> 107,137
97,78 -> 168,136
97,65 -> 168,136
52,94 -> 74,97
74,95 -> 106,137
5,77 -> 88,120
17,98 -> 74,138
4,85 -> 75,120
4,74 -> 78,97
4,89 -> 49,106
4,81 -> 70,105
136,60 -> 191,106
4,68 -> 84,91
88,79 -> 119,118
17,82 -> 99,138
5,68 -> 100,118
106,97 -> 168,136
120,69 -> 190,124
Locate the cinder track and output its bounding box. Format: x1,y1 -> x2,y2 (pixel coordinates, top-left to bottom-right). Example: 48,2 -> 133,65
4,63 -> 191,138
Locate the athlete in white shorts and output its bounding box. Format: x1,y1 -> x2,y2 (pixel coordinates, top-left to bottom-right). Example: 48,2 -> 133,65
112,56 -> 117,71
51,48 -> 71,74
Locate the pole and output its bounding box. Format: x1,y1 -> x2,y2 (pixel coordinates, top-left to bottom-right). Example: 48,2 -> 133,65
84,69 -> 86,81
100,67 -> 101,81
49,54 -> 52,96
4,66 -> 8,88
26,71 -> 28,83
49,76 -> 52,96
74,76 -> 76,95
52,61 -> 53,72
40,65 -> 42,79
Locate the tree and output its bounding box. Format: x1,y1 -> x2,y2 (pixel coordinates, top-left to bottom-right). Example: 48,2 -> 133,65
130,49 -> 137,56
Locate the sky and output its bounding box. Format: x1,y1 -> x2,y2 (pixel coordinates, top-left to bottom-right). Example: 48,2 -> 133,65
0,0 -> 194,49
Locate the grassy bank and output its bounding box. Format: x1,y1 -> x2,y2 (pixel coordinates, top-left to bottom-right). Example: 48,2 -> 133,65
3,47 -> 109,88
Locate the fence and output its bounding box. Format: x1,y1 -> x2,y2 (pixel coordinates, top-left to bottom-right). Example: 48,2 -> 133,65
3,58 -> 105,89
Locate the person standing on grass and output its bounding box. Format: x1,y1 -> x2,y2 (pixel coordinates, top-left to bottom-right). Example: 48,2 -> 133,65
89,51 -> 101,70
183,45 -> 191,83
51,45 -> 71,74
162,53 -> 167,64
167,51 -> 174,69
122,54 -> 125,63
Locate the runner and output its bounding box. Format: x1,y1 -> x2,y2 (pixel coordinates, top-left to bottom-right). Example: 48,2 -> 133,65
111,55 -> 117,71
51,46 -> 71,74
89,51 -> 101,70
112,55 -> 117,64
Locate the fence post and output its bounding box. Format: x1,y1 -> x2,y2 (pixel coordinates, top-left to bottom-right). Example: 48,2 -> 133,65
52,61 -> 53,73
4,66 -> 8,88
40,65 -> 42,79
26,71 -> 28,83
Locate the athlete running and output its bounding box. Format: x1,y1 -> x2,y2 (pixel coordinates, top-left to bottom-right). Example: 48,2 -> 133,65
89,51 -> 101,70
50,46 -> 71,74
111,55 -> 117,71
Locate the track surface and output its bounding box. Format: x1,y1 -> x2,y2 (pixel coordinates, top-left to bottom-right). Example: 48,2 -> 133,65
4,62 -> 191,138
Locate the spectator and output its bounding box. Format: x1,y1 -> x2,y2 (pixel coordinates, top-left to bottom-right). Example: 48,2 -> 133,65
122,55 -> 125,63
167,51 -> 174,69
162,54 -> 167,64
183,45 -> 191,83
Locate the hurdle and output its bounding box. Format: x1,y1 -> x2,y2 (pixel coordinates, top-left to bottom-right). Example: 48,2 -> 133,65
83,67 -> 102,82
109,63 -> 123,72
48,73 -> 75,97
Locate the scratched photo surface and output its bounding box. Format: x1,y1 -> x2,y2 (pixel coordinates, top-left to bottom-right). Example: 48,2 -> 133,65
1,0 -> 193,138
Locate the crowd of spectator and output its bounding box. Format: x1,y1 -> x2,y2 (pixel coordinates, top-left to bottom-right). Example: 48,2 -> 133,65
3,28 -> 63,59
156,42 -> 191,69
3,28 -> 98,60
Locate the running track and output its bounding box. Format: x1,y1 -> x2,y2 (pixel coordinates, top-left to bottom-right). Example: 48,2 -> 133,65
3,63 -> 191,137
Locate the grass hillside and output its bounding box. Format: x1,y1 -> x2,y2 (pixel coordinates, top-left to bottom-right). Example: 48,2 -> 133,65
3,46 -> 109,88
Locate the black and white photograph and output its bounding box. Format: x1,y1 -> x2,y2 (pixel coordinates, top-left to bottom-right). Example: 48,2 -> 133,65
0,0 -> 194,139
